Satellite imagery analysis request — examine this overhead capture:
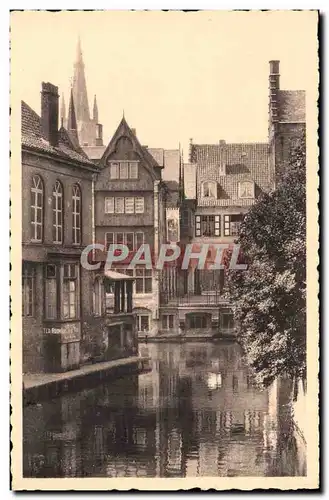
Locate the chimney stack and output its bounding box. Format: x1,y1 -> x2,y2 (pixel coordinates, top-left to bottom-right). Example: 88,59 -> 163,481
269,60 -> 280,123
41,82 -> 59,147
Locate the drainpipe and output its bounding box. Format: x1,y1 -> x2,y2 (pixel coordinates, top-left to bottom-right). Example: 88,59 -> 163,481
92,174 -> 95,260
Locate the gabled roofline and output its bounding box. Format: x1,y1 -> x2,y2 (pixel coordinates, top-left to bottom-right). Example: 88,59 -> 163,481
22,144 -> 101,173
99,116 -> 159,179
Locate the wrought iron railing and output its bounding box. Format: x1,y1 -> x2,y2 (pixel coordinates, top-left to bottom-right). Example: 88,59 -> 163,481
160,291 -> 226,306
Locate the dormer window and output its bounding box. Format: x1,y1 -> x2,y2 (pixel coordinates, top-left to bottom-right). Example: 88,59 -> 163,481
238,181 -> 255,199
202,181 -> 217,199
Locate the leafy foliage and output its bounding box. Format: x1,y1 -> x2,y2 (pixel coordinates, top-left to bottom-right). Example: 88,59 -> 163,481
226,134 -> 306,386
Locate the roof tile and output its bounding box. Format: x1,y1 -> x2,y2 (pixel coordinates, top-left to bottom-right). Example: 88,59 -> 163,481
191,142 -> 273,205
21,101 -> 98,168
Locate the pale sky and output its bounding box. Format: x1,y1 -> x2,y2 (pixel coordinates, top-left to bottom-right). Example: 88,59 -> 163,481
11,11 -> 318,160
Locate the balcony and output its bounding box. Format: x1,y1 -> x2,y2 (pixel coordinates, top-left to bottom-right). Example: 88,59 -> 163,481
160,291 -> 229,307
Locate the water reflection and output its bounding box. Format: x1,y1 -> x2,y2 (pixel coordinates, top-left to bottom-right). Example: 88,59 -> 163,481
23,342 -> 306,478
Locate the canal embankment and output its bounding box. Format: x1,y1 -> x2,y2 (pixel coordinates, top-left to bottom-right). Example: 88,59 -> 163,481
23,355 -> 151,405
138,332 -> 236,343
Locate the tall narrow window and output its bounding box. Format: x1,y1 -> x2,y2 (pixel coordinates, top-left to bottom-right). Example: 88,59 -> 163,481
135,197 -> 145,214
135,232 -> 144,250
105,197 -> 114,213
135,268 -> 152,294
72,184 -> 81,245
126,233 -> 134,251
115,197 -> 124,214
105,232 -> 114,251
31,175 -> 43,241
45,264 -> 57,320
52,181 -> 63,243
224,214 -> 244,236
22,263 -> 35,317
93,276 -> 103,316
109,162 -> 119,179
125,197 -> 135,214
129,162 -> 138,179
119,162 -> 128,179
63,264 -> 78,319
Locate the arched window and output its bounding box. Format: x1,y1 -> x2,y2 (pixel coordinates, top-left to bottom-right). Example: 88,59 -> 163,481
31,175 -> 43,241
52,181 -> 63,243
238,181 -> 255,199
202,181 -> 217,199
72,184 -> 81,245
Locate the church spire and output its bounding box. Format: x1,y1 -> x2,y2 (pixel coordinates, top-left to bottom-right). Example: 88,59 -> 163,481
67,87 -> 80,149
72,36 -> 90,122
60,94 -> 66,128
93,94 -> 98,123
68,87 -> 77,131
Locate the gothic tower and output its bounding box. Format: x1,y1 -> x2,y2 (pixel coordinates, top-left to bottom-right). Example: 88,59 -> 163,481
66,37 -> 103,148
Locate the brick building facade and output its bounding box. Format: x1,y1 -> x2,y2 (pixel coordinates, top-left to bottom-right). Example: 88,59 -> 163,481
22,82 -> 101,373
94,117 -> 168,337
170,59 -> 306,335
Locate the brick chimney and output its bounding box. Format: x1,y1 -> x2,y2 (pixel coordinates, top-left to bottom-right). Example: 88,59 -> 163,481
41,82 -> 59,146
269,60 -> 280,123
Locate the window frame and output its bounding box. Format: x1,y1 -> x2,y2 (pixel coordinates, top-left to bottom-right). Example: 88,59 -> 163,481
44,263 -> 80,321
136,314 -> 150,332
224,214 -> 244,236
162,314 -> 174,330
104,197 -> 114,214
201,181 -> 217,199
238,181 -> 255,199
195,215 -> 220,237
72,184 -> 82,245
31,175 -> 43,242
108,160 -> 139,179
93,276 -> 103,317
125,197 -> 135,214
134,197 -> 145,214
52,181 -> 64,244
115,197 -> 125,214
22,263 -> 36,317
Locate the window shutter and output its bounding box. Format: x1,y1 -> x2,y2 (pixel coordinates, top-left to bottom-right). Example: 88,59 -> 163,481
115,197 -> 124,213
195,215 -> 201,236
215,215 -> 221,236
125,197 -> 135,214
135,197 -> 145,214
105,197 -> 114,213
224,215 -> 230,236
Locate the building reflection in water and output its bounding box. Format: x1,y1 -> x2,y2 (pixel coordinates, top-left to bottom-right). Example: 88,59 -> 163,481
23,342 -> 306,478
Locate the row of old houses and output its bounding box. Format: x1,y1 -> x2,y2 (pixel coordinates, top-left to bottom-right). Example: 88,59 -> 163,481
21,40 -> 305,374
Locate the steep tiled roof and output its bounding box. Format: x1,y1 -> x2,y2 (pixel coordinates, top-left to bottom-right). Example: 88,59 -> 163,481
277,90 -> 306,122
191,142 -> 272,206
21,101 -> 98,169
148,148 -> 180,179
82,145 -> 106,160
148,148 -> 164,166
98,117 -> 160,173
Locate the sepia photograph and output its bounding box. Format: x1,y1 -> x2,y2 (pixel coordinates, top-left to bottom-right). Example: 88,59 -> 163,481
10,9 -> 319,490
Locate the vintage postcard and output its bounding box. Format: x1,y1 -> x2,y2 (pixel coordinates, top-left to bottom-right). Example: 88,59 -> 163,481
10,10 -> 319,490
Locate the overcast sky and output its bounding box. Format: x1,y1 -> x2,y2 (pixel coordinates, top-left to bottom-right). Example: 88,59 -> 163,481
11,11 -> 317,160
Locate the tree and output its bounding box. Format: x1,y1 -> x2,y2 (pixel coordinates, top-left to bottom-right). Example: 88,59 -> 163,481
226,134 -> 306,386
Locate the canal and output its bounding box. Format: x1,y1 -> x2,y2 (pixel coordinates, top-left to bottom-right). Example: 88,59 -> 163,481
23,341 -> 306,478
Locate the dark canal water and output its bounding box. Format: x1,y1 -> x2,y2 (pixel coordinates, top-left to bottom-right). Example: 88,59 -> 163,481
23,342 -> 306,478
